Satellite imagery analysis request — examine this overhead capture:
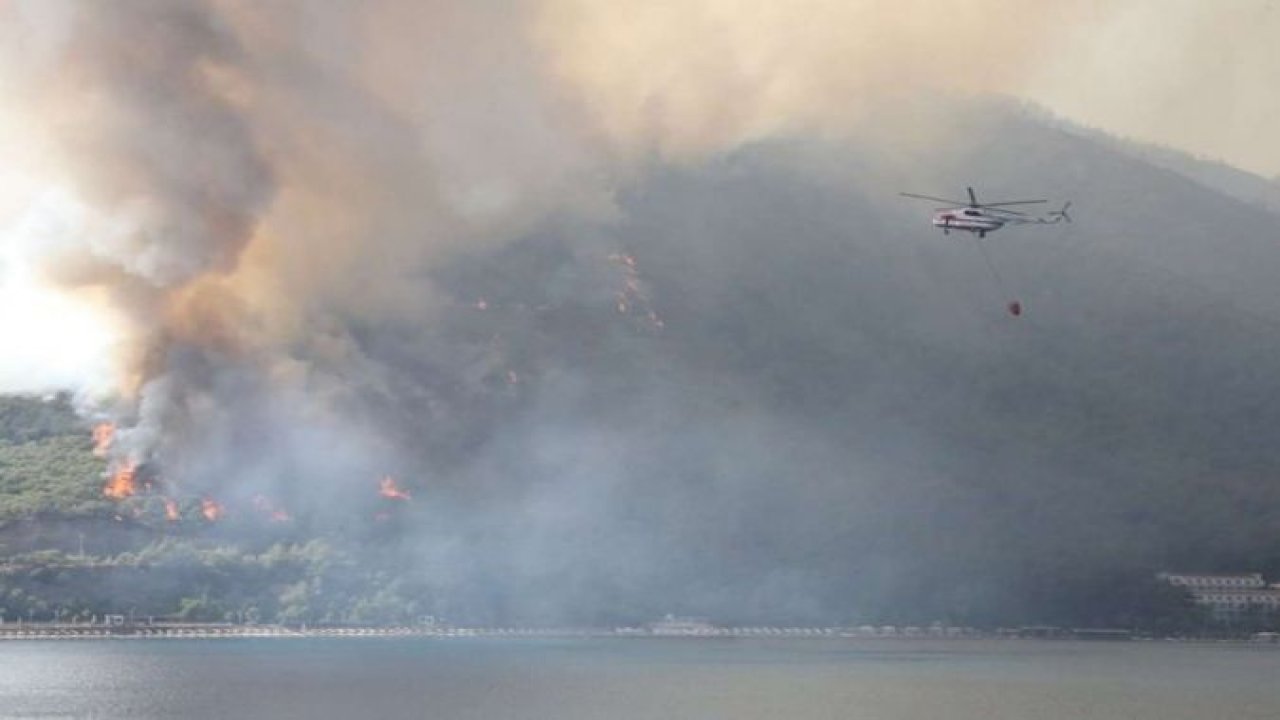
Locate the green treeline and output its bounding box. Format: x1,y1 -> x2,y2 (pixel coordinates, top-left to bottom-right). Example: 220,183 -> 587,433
0,540 -> 427,625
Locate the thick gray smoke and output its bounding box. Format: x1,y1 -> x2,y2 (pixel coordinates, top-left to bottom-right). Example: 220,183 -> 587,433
9,1 -> 275,474
3,0 -> 613,498
47,3 -> 271,286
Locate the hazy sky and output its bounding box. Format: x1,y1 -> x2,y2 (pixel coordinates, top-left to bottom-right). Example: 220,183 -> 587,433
535,0 -> 1280,173
1028,0 -> 1280,178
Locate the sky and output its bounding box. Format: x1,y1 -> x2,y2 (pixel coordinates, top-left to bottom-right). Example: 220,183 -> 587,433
1027,0 -> 1280,178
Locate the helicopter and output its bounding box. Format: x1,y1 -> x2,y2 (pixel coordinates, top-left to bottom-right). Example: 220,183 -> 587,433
900,187 -> 1071,238
899,187 -> 1074,317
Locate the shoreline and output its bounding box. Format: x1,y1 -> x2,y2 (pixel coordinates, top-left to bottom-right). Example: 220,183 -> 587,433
2,624 -> 1277,644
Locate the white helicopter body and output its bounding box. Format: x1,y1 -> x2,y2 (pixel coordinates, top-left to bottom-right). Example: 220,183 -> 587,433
932,207 -> 1007,236
903,187 -> 1071,238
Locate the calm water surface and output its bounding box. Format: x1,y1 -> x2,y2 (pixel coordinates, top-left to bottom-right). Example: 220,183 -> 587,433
1,638 -> 1278,719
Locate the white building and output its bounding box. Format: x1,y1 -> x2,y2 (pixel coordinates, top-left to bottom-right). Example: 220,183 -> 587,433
1159,573 -> 1280,620
647,615 -> 719,636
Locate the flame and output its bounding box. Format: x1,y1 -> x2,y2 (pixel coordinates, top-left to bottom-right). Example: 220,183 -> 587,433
608,253 -> 664,329
164,498 -> 180,522
252,495 -> 291,523
92,423 -> 116,457
201,498 -> 225,522
103,460 -> 138,500
379,476 -> 411,501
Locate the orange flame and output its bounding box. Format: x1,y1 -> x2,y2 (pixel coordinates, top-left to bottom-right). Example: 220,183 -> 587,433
103,461 -> 138,500
252,495 -> 291,523
379,476 -> 411,501
164,498 -> 180,522
92,423 -> 116,457
201,498 -> 225,522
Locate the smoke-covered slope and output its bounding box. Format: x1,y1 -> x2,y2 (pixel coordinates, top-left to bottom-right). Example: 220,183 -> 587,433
369,101 -> 1280,625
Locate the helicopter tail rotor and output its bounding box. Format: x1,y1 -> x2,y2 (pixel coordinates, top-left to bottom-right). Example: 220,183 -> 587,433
1050,201 -> 1072,223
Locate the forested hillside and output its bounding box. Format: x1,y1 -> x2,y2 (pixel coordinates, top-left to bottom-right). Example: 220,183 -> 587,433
0,394 -> 107,523
0,395 -> 430,625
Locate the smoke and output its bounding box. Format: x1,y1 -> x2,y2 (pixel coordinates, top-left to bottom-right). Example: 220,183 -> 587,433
48,3 -> 270,287
3,0 -> 1280,623
1028,0 -> 1280,178
0,1 -> 604,474
0,0 -> 1224,430
534,0 -> 1093,159
535,0 -> 1280,176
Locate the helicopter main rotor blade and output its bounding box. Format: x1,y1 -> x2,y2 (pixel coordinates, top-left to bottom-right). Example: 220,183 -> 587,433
900,192 -> 969,205
967,187 -> 978,206
979,199 -> 1048,207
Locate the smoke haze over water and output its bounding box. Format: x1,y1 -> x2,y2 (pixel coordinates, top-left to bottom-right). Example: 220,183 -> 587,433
2,1 -> 1280,623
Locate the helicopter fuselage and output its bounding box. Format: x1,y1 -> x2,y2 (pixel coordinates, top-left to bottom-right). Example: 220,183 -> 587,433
932,208 -> 1005,237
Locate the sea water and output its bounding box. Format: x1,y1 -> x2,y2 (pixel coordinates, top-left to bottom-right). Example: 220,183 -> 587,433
1,638 -> 1278,719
